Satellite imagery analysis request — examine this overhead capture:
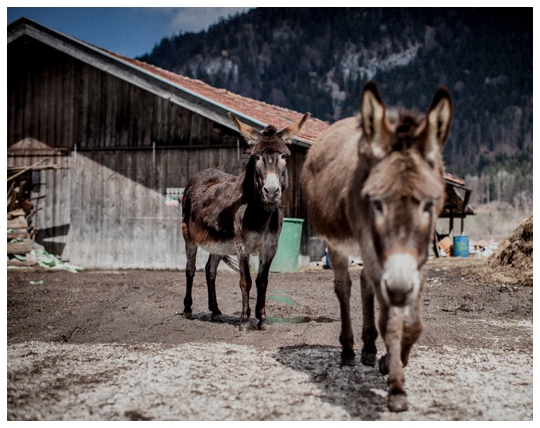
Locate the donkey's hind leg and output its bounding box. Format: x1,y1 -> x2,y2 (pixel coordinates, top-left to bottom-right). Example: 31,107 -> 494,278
205,254 -> 224,321
183,243 -> 198,319
328,246 -> 355,366
360,269 -> 378,366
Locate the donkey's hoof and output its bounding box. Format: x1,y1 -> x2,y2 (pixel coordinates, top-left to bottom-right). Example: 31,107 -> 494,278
211,312 -> 223,322
361,350 -> 377,367
387,392 -> 408,412
379,355 -> 389,375
340,358 -> 355,367
257,320 -> 269,331
183,311 -> 193,320
239,322 -> 251,331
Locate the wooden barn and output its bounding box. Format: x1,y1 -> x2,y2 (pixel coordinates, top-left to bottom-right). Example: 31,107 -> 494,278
7,18 -> 329,269
7,18 -> 473,269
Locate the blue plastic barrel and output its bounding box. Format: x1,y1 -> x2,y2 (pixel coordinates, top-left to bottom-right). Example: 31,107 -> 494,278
453,235 -> 470,257
325,249 -> 332,270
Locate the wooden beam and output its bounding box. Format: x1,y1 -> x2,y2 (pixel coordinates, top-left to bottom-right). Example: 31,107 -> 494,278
7,217 -> 28,229
7,232 -> 29,240
7,241 -> 34,255
7,209 -> 25,218
7,260 -> 36,266
7,158 -> 48,182
7,164 -> 69,172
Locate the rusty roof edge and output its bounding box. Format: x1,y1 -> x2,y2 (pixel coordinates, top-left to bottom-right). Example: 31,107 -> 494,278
8,17 -> 313,148
110,57 -> 314,148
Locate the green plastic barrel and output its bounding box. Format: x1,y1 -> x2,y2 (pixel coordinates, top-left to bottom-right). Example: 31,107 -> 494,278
270,218 -> 304,272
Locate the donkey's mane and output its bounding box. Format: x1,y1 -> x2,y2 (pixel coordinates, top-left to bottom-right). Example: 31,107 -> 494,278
386,108 -> 426,152
262,125 -> 277,136
248,131 -> 291,156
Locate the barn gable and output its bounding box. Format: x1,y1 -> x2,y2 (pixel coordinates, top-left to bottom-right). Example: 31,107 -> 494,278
8,18 -> 327,148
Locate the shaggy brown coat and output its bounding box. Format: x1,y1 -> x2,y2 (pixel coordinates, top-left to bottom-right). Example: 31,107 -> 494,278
182,112 -> 309,331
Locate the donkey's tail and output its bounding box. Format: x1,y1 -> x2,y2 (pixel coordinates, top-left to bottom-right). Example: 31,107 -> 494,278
223,256 -> 240,272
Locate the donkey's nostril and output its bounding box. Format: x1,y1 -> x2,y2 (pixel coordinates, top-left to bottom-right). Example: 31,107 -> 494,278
263,186 -> 279,198
387,289 -> 407,306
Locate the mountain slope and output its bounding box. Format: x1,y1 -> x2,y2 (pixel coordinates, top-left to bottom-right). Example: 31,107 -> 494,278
139,7 -> 532,183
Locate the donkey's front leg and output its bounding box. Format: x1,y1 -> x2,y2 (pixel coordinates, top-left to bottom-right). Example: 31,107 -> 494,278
401,294 -> 424,369
238,255 -> 253,331
328,247 -> 355,366
255,250 -> 275,331
379,306 -> 408,412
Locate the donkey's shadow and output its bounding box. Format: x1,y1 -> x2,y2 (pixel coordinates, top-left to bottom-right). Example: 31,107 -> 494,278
274,344 -> 388,420
184,312 -> 260,330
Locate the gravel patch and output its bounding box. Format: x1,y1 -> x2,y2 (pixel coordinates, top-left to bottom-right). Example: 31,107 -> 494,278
7,341 -> 532,421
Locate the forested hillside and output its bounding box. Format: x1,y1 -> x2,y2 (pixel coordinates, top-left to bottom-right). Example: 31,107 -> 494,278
139,8 -> 532,209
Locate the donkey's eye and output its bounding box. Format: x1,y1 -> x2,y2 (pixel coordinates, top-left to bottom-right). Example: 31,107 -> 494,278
423,200 -> 434,213
371,199 -> 383,214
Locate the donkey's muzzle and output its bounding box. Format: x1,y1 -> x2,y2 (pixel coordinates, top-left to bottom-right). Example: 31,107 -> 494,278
262,173 -> 282,203
381,254 -> 420,307
263,186 -> 281,203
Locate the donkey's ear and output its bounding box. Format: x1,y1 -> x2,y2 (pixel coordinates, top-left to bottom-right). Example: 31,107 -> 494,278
277,113 -> 310,144
360,81 -> 389,159
421,87 -> 452,163
228,112 -> 261,146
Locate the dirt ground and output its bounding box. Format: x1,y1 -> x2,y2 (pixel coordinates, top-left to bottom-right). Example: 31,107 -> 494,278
7,257 -> 533,420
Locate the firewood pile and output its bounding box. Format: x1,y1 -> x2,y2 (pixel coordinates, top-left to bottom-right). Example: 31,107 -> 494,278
7,181 -> 38,266
7,159 -> 57,267
7,160 -> 82,272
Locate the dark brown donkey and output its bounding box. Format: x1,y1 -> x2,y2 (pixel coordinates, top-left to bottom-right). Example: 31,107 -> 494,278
182,112 -> 310,331
302,80 -> 452,412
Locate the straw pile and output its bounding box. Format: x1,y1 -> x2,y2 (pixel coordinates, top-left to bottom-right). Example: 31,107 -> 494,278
463,215 -> 533,286
490,215 -> 533,271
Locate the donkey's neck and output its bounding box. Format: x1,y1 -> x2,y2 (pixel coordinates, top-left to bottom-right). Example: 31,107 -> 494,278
239,170 -> 258,203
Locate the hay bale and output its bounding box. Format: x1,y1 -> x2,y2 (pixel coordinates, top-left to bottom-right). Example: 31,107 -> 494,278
490,215 -> 533,272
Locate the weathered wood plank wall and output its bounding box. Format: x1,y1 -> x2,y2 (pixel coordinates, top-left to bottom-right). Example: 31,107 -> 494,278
8,37 -> 242,150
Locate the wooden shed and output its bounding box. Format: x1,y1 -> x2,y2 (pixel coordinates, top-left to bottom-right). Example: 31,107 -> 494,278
7,18 -> 328,269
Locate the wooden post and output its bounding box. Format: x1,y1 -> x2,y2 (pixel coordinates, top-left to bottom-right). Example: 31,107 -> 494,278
461,189 -> 472,235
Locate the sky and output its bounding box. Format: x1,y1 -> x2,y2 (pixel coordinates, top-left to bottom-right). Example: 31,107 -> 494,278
7,6 -> 253,58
